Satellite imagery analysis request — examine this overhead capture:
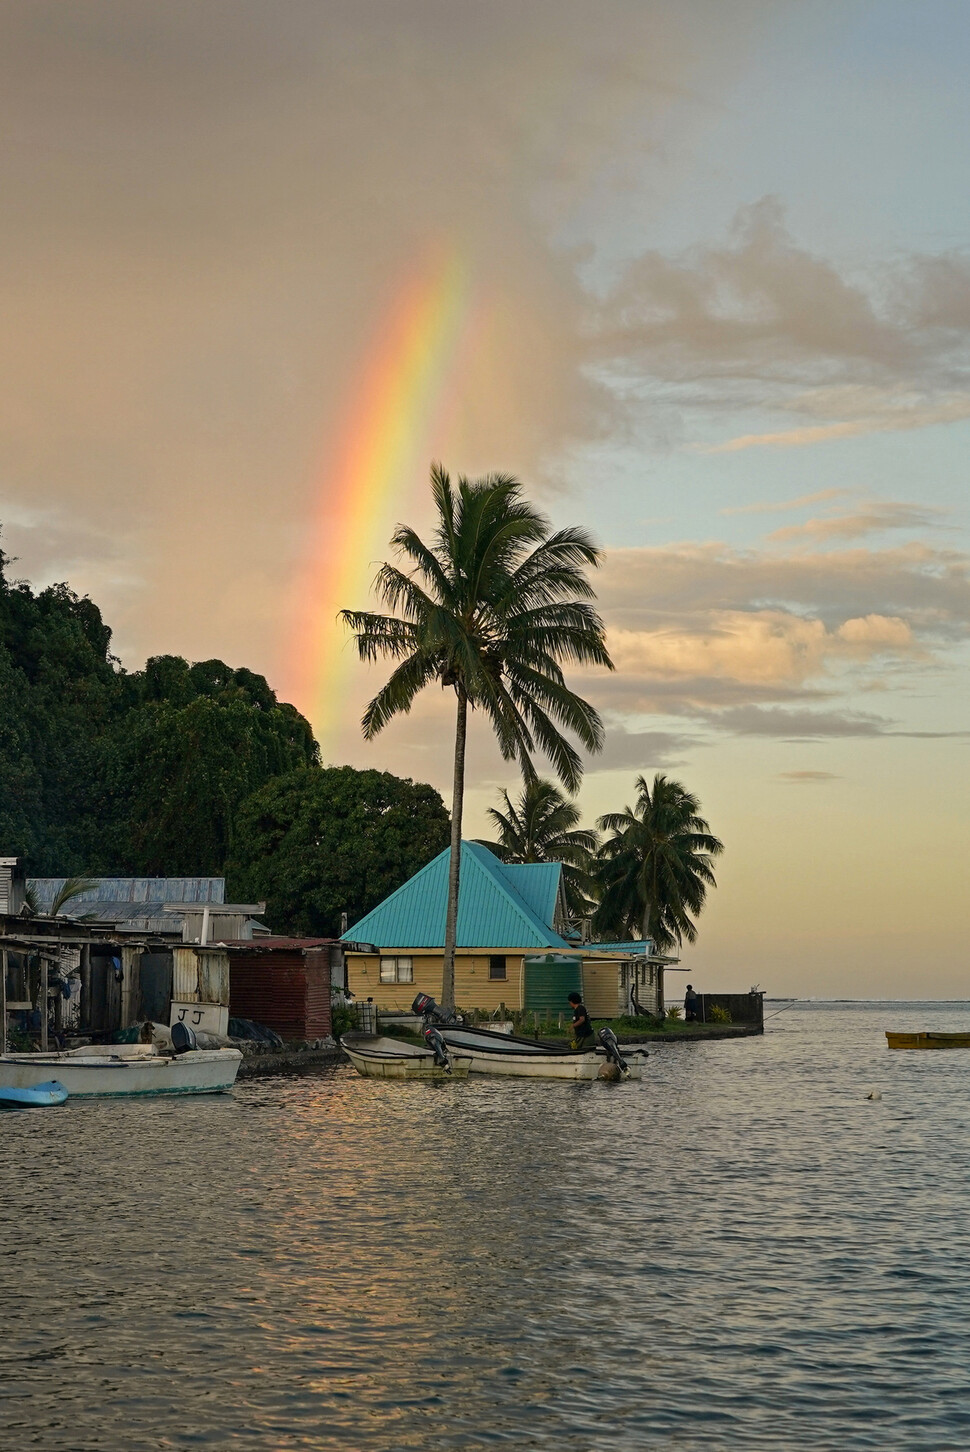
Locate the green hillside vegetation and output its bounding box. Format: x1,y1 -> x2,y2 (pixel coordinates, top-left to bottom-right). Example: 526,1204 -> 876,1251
0,541 -> 448,932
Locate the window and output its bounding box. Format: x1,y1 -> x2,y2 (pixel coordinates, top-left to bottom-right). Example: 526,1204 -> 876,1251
379,956 -> 413,984
489,955 -> 507,981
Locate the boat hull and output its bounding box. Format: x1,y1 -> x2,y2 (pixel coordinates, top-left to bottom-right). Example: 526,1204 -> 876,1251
0,1049 -> 242,1096
448,1047 -> 642,1080
886,1032 -> 970,1051
341,1034 -> 471,1080
440,1027 -> 643,1080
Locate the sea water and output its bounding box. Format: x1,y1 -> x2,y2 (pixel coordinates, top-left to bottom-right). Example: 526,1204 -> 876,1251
2,1001 -> 970,1449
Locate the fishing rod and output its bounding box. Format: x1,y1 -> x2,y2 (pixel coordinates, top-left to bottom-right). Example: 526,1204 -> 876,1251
763,998 -> 799,1022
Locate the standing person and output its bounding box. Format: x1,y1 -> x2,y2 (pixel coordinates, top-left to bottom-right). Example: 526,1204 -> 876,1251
684,984 -> 699,1022
567,991 -> 595,1049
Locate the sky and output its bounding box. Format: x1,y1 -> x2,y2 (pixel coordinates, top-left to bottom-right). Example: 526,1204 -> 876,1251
1,0 -> 968,996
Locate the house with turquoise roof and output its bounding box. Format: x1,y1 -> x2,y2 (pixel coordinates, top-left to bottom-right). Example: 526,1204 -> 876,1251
340,841 -> 666,1017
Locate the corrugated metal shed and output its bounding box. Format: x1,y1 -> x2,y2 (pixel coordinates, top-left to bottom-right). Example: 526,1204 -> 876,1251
173,946 -> 230,1005
227,940 -> 333,1041
26,879 -> 266,939
29,877 -> 227,909
0,857 -> 26,915
342,842 -> 570,950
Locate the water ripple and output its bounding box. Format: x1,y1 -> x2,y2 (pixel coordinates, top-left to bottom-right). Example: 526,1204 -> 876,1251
3,1002 -> 970,1448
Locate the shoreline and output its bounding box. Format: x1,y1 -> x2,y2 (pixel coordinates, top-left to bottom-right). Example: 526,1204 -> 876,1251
237,1021 -> 761,1076
237,1045 -> 344,1078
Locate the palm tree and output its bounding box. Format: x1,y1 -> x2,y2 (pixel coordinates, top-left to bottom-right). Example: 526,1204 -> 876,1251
479,778 -> 598,923
593,774 -> 723,953
341,464 -> 613,1008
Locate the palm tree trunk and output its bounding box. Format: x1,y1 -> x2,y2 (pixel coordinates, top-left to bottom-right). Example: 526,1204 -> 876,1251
441,687 -> 467,1010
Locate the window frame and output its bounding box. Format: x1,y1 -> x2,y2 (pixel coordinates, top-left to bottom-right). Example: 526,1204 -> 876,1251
379,955 -> 414,984
488,954 -> 507,981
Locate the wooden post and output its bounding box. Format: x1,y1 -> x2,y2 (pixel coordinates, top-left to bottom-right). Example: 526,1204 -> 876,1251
80,944 -> 90,1032
1,947 -> 7,1054
41,958 -> 49,1051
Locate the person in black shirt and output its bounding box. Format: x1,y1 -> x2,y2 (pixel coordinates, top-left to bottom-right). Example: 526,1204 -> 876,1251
567,991 -> 594,1050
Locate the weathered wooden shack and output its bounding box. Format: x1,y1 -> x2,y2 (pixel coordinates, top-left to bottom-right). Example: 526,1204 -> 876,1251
1,919 -> 232,1042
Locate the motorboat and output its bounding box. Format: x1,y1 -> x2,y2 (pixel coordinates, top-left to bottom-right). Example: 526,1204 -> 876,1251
0,1079 -> 69,1109
886,1031 -> 970,1050
409,998 -> 644,1081
0,1041 -> 242,1097
439,1025 -> 644,1080
341,1030 -> 471,1080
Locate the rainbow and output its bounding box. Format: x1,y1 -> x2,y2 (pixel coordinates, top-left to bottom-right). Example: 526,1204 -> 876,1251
289,248 -> 474,755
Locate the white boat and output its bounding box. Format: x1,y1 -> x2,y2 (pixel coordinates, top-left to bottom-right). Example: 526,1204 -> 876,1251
439,1024 -> 644,1081
341,1032 -> 472,1080
0,1045 -> 242,1098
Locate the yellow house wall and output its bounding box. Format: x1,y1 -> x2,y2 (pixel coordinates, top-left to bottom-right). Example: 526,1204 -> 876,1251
581,959 -> 624,1018
348,951 -> 528,1012
349,950 -> 638,1019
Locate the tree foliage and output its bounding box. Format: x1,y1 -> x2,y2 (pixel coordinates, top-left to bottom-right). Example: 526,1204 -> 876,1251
479,778 -> 598,921
0,538 -> 318,876
592,773 -> 724,953
0,547 -> 119,870
228,765 -> 450,937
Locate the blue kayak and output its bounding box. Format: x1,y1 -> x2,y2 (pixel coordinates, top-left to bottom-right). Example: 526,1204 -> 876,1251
0,1080 -> 69,1109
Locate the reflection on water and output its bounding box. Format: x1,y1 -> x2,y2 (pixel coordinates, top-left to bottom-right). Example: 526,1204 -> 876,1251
3,1002 -> 970,1449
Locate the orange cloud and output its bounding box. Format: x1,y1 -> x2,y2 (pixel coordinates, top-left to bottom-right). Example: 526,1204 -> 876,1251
708,394 -> 970,453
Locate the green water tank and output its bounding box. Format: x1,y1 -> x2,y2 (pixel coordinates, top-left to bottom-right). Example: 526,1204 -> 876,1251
523,954 -> 583,1011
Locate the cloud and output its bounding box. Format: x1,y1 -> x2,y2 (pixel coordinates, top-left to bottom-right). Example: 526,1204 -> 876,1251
720,488 -> 846,516
573,534 -> 970,740
709,393 -> 970,453
597,538 -> 970,637
711,706 -> 891,738
587,725 -> 698,773
601,200 -> 970,450
0,1 -> 772,688
778,771 -> 841,782
768,501 -> 947,544
603,197 -> 907,377
607,609 -> 918,692
0,501 -> 125,583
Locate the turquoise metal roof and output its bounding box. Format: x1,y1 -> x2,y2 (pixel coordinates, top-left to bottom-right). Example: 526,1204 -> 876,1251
583,940 -> 656,955
499,862 -> 561,927
342,842 -> 570,950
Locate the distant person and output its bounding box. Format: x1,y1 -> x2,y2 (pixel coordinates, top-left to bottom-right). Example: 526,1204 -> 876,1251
684,984 -> 699,1022
567,991 -> 595,1049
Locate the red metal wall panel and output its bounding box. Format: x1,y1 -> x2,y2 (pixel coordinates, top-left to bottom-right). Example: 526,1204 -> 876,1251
229,948 -> 332,1041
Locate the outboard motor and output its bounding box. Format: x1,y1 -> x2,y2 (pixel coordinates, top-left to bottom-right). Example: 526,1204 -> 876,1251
411,993 -> 463,1027
598,1026 -> 630,1076
412,992 -> 441,1021
171,1021 -> 198,1056
423,1025 -> 453,1071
